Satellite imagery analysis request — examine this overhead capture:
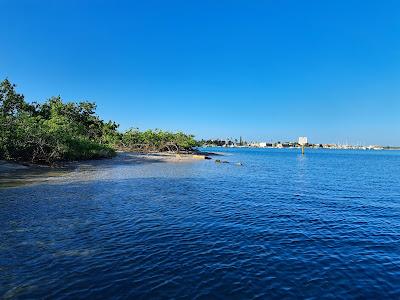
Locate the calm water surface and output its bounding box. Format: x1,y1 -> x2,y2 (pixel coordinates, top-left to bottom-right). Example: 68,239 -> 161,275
1,149 -> 400,299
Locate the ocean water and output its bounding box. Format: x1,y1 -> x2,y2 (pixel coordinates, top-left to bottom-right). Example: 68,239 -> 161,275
1,148 -> 400,299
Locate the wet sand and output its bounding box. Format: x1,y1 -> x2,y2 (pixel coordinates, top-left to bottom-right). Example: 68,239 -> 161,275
0,152 -> 213,188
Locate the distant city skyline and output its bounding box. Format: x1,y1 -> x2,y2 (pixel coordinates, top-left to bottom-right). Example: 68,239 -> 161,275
1,1 -> 399,145
201,136 -> 394,147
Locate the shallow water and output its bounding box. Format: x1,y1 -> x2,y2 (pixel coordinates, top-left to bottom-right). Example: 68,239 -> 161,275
1,148 -> 400,299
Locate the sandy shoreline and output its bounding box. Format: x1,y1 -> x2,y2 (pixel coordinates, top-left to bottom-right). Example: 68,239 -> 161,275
0,152 -> 219,188
0,151 -> 216,172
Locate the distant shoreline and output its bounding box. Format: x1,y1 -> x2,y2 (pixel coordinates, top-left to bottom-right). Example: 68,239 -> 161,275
2,146 -> 399,175
201,145 -> 400,151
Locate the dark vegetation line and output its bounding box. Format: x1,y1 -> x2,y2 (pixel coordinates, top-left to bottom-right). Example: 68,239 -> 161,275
0,79 -> 199,165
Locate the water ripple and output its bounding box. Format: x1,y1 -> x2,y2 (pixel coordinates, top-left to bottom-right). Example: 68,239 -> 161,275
1,149 -> 400,299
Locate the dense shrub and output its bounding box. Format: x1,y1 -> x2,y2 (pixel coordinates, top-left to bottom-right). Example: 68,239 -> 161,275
0,79 -> 116,164
121,128 -> 199,151
0,79 -> 199,164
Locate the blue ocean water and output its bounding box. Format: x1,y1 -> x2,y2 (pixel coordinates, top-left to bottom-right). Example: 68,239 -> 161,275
1,148 -> 400,299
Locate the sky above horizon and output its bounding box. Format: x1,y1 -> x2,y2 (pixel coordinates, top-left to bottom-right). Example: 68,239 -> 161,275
1,0 -> 399,145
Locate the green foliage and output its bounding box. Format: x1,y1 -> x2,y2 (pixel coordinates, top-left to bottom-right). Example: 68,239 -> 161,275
0,79 -> 116,164
0,79 -> 199,164
121,128 -> 199,151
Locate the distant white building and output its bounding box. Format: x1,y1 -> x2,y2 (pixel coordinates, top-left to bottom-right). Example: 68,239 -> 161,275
298,137 -> 308,145
259,142 -> 267,148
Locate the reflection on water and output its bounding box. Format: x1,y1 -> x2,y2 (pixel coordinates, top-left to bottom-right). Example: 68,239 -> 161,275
0,168 -> 69,188
0,153 -> 168,188
1,149 -> 400,299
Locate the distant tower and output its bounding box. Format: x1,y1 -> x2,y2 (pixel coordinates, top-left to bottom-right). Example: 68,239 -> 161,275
298,137 -> 308,155
298,137 -> 308,145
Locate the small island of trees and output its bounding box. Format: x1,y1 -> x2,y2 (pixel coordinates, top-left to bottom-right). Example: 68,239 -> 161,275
0,79 -> 199,165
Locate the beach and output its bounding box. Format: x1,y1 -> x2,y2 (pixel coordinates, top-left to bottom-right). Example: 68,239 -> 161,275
0,152 -> 213,188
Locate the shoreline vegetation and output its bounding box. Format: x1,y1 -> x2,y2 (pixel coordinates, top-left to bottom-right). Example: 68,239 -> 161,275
0,79 -> 205,167
2,78 -> 396,170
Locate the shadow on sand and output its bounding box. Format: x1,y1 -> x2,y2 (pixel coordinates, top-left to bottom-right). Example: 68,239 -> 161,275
0,153 -> 168,188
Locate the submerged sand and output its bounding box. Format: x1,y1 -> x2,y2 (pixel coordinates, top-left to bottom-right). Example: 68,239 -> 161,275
0,152 -> 214,188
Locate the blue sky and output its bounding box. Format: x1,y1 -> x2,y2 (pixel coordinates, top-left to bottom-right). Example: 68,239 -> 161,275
1,0 -> 399,145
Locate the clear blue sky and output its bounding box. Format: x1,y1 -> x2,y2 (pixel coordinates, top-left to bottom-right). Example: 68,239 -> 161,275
1,0 -> 399,145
